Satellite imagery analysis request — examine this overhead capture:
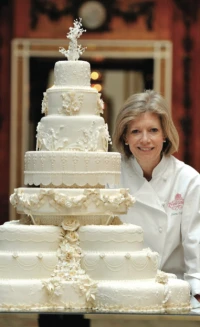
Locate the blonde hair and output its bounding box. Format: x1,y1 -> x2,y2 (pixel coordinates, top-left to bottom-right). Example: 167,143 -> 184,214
113,90 -> 179,158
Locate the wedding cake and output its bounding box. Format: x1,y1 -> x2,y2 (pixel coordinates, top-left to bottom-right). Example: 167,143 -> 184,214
0,19 -> 191,313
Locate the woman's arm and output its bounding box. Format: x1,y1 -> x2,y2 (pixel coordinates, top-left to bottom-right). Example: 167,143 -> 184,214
181,174 -> 200,297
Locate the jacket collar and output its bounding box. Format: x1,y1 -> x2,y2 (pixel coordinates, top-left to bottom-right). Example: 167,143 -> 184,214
130,155 -> 171,180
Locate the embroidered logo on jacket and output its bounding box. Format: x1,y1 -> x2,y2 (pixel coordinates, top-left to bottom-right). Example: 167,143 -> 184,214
168,193 -> 184,210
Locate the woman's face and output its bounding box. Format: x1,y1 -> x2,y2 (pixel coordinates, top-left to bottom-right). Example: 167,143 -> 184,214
125,112 -> 165,168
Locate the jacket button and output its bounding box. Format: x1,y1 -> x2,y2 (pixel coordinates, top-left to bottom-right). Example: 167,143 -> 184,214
159,227 -> 162,233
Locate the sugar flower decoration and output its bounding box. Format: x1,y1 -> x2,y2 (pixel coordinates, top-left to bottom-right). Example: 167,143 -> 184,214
59,18 -> 86,61
156,270 -> 169,284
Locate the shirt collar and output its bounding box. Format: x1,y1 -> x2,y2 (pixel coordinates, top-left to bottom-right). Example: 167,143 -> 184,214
130,155 -> 170,179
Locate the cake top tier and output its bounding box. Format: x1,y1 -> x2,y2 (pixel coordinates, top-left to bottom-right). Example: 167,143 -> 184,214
53,19 -> 91,87
59,18 -> 86,61
54,60 -> 90,87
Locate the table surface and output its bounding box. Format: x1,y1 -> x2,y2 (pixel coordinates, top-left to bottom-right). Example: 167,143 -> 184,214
0,309 -> 200,319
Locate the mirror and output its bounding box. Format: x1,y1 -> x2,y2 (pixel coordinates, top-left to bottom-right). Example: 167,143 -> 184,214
10,38 -> 172,220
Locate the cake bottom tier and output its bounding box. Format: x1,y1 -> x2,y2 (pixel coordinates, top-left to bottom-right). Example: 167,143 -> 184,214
94,279 -> 191,314
0,279 -> 90,312
0,278 -> 191,313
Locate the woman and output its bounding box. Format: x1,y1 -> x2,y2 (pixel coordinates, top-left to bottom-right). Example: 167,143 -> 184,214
113,90 -> 200,307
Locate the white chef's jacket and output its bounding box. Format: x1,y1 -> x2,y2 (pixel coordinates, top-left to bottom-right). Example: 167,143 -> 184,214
119,154 -> 200,305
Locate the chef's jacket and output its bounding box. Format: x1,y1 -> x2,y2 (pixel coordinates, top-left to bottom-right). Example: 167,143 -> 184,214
119,154 -> 200,306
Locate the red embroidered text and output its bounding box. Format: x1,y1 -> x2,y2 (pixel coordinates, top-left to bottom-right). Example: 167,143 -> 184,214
168,193 -> 184,210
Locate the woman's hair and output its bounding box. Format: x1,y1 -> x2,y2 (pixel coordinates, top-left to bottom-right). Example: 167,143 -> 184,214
112,90 -> 179,158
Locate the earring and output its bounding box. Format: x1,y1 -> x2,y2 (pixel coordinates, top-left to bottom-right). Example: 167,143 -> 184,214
163,140 -> 166,143
125,142 -> 128,145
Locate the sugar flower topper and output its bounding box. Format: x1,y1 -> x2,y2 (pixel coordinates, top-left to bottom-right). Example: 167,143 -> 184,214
59,18 -> 86,61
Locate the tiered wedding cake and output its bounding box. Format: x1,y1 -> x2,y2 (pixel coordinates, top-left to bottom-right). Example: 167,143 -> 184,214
0,19 -> 191,313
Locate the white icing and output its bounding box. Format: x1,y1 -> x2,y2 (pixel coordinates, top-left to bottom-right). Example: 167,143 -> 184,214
0,220 -> 191,313
0,221 -> 62,251
79,224 -> 143,251
54,61 -> 90,87
10,188 -> 135,217
0,280 -> 89,311
46,87 -> 103,116
41,92 -> 48,115
36,116 -> 110,152
95,280 -> 166,313
24,151 -> 121,187
94,279 -> 191,313
164,278 -> 191,311
0,252 -> 58,278
81,249 -> 159,281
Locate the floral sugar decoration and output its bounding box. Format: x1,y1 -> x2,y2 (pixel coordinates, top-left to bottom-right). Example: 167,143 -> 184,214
43,218 -> 97,305
61,218 -> 80,231
156,270 -> 169,284
59,18 -> 86,61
